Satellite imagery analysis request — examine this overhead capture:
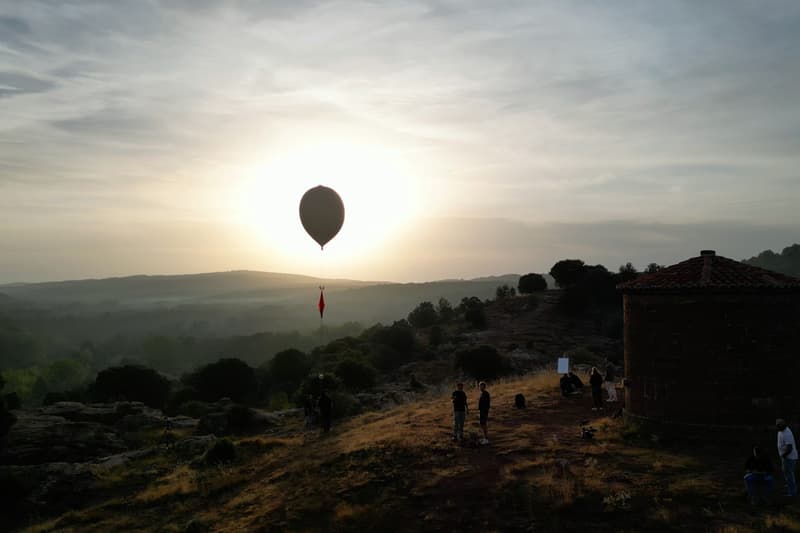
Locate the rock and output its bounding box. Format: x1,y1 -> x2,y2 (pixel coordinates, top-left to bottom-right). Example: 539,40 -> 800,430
40,402 -> 120,425
0,411 -> 127,465
172,435 -> 216,458
0,461 -> 97,510
91,446 -> 160,471
197,404 -> 281,436
167,415 -> 200,428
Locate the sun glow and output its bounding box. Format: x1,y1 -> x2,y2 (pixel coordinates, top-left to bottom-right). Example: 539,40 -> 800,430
235,141 -> 422,272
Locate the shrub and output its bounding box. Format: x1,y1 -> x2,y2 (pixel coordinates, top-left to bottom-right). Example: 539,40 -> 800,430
367,321 -> 415,353
408,301 -> 438,328
437,298 -> 455,322
184,358 -> 258,404
518,273 -> 547,293
429,325 -> 444,347
204,438 -> 235,465
94,364 -> 171,409
460,298 -> 487,329
454,345 -> 511,380
495,284 -> 516,300
335,359 -> 377,391
267,349 -> 311,393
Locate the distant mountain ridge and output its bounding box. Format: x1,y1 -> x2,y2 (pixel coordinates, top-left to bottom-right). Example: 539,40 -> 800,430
0,270 -> 378,305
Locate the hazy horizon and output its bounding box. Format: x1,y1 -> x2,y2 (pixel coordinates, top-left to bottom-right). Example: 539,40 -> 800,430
2,1 -> 799,284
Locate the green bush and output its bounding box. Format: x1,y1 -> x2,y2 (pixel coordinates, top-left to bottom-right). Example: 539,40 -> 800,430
94,364 -> 171,409
464,303 -> 487,329
267,349 -> 311,393
335,359 -> 377,391
408,301 -> 438,328
367,321 -> 415,353
518,273 -> 547,293
454,345 -> 511,380
429,325 -> 444,347
437,298 -> 455,322
184,358 -> 258,404
495,284 -> 516,299
549,259 -> 586,288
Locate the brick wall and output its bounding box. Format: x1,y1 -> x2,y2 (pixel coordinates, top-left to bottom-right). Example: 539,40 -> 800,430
623,292 -> 800,427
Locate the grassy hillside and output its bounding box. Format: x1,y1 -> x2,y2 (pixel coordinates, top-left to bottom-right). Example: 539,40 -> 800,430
24,372 -> 800,532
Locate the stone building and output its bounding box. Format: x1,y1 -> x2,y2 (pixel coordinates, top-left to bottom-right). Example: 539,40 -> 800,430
617,250 -> 800,430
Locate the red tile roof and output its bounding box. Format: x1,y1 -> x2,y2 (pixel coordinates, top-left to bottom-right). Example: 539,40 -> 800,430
617,251 -> 800,292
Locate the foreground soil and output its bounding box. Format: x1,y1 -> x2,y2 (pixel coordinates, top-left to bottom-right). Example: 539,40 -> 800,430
26,373 -> 800,532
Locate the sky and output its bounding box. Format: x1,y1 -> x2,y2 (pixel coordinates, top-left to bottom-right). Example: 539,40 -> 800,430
1,0 -> 799,283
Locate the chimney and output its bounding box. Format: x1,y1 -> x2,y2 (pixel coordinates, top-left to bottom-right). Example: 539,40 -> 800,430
700,250 -> 714,284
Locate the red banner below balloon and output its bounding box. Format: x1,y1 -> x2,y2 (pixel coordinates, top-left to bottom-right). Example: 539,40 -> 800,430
318,290 -> 326,318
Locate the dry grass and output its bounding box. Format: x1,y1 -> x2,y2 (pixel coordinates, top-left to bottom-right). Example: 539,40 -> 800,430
22,369 -> 800,532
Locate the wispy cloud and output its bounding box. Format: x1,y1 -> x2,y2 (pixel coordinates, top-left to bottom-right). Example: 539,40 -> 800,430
1,1 -> 799,281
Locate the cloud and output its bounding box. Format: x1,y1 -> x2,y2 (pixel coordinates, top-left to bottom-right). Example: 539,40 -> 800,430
0,70 -> 55,98
0,1 -> 799,281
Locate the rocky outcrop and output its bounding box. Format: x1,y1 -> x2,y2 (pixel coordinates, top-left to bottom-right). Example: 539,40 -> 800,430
0,402 -> 199,466
197,402 -> 281,436
0,412 -> 127,465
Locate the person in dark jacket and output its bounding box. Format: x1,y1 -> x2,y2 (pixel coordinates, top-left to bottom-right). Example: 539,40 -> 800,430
744,445 -> 774,504
589,367 -> 604,411
478,382 -> 490,445
452,382 -> 468,442
318,391 -> 333,433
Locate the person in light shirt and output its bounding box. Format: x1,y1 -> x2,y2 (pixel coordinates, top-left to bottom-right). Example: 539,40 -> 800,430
776,418 -> 798,497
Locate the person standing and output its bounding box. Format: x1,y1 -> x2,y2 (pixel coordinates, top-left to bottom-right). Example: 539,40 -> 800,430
452,382 -> 468,442
318,391 -> 333,433
776,418 -> 797,496
604,360 -> 618,402
589,367 -> 604,411
478,382 -> 490,445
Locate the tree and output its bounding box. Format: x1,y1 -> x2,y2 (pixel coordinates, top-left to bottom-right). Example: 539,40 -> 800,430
644,263 -> 664,274
454,345 -> 511,380
368,321 -> 415,353
549,259 -> 586,288
429,325 -> 444,347
744,244 -> 800,276
437,298 -> 455,322
459,297 -> 487,329
335,359 -> 377,391
185,358 -> 258,404
94,364 -> 172,409
268,349 -> 311,392
518,273 -> 547,293
408,301 -> 438,328
495,284 -> 516,299
616,262 -> 639,283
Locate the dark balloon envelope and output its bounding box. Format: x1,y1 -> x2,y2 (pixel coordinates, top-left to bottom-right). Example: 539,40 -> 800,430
299,185 -> 345,249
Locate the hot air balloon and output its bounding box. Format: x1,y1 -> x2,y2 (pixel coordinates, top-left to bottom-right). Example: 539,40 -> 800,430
299,185 -> 344,321
299,185 -> 345,250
